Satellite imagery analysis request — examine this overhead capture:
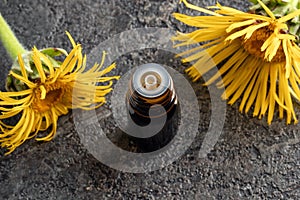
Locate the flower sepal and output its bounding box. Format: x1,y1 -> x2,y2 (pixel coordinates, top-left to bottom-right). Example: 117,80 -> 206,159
6,47 -> 68,92
250,0 -> 300,36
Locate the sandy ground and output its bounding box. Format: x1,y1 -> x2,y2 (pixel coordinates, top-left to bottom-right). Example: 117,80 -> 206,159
0,0 -> 299,199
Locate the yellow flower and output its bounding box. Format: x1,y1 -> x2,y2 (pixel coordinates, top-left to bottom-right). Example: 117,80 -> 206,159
0,32 -> 119,154
173,0 -> 300,124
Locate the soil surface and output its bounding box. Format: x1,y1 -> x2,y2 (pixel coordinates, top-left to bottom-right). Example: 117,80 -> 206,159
0,0 -> 299,199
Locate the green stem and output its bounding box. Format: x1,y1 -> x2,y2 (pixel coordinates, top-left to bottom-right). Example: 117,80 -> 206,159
0,13 -> 26,61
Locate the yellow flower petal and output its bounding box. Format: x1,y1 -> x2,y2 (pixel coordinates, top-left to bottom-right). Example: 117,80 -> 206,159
173,0 -> 300,124
0,33 -> 119,154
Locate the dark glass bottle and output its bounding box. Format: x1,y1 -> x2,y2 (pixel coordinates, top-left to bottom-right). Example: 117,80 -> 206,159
126,63 -> 179,152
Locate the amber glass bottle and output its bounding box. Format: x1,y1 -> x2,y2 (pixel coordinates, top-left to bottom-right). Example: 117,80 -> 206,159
126,63 -> 179,152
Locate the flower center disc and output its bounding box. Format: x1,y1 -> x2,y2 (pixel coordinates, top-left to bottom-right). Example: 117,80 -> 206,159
32,83 -> 64,113
242,26 -> 285,63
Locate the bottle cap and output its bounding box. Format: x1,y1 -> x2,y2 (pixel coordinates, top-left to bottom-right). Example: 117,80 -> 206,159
132,63 -> 171,98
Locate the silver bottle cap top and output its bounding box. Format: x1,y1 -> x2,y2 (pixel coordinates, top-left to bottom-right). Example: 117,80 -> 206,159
132,63 -> 171,98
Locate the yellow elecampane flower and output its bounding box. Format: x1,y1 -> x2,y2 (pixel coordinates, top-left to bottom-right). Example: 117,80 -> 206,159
173,0 -> 300,124
0,32 -> 119,155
